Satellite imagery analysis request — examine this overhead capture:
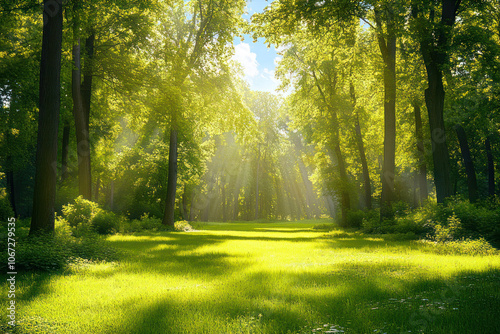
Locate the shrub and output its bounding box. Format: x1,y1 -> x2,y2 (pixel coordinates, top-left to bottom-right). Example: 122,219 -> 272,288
139,214 -> 163,231
420,238 -> 498,256
91,211 -> 120,235
433,214 -> 463,242
62,196 -> 101,228
346,210 -> 365,228
0,190 -> 14,221
174,220 -> 194,232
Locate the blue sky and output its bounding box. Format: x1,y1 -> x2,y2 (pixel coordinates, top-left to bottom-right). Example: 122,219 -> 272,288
232,0 -> 282,93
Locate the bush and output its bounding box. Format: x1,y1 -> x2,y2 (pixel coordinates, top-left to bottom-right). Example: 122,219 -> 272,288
433,214 -> 463,243
91,211 -> 121,235
62,196 -> 101,228
421,238 -> 498,256
0,230 -> 119,272
174,220 -> 194,232
346,210 -> 365,228
0,190 -> 14,221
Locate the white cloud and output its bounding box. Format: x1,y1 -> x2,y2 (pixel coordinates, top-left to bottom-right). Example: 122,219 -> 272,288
262,68 -> 279,85
233,43 -> 259,78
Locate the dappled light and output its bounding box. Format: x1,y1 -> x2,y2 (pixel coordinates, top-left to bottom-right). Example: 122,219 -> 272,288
1,0 -> 500,332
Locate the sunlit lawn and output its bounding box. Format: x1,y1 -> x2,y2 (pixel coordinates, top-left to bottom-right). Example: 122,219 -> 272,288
2,220 -> 500,333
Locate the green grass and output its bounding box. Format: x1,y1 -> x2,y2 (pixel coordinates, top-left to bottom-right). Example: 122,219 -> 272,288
2,220 -> 500,333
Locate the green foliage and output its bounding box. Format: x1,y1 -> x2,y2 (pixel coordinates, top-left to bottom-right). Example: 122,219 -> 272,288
346,209 -> 365,228
433,215 -> 463,243
421,238 -> 498,256
62,196 -> 101,228
0,190 -> 14,221
363,197 -> 500,246
91,211 -> 121,235
174,220 -> 194,232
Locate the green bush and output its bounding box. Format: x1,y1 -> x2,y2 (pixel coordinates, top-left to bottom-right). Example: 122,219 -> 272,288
0,230 -> 119,272
174,220 -> 194,232
140,214 -> 163,231
0,190 -> 14,221
91,211 -> 121,235
62,196 -> 101,228
421,238 -> 498,256
433,214 -> 463,242
346,210 -> 365,228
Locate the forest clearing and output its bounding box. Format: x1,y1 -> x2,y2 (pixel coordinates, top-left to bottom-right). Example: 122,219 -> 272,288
1,220 -> 500,333
2,0 -> 500,332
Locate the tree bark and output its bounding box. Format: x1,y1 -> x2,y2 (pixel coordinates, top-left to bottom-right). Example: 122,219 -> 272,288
485,137 -> 495,196
94,176 -> 100,203
30,0 -> 63,235
6,168 -> 17,218
255,143 -> 261,220
455,125 -> 478,203
162,127 -> 178,226
72,39 -> 92,200
414,0 -> 460,203
181,184 -> 189,221
350,83 -> 372,210
61,119 -> 70,182
375,13 -> 397,220
413,101 -> 428,204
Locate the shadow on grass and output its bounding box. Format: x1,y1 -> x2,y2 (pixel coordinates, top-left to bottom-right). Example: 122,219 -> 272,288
7,226 -> 500,334
104,265 -> 500,334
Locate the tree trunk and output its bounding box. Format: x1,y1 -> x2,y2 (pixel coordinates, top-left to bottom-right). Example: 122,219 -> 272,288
414,0 -> 460,203
413,101 -> 428,204
455,125 -> 478,203
377,27 -> 397,220
110,179 -> 114,210
424,71 -> 452,203
82,32 -> 94,132
6,168 -> 17,218
30,0 -> 63,235
255,144 -> 261,220
181,184 -> 189,221
94,176 -> 100,203
485,137 -> 495,196
72,39 -> 92,200
350,83 -> 372,210
61,119 -> 70,182
333,143 -> 351,226
162,127 -> 178,226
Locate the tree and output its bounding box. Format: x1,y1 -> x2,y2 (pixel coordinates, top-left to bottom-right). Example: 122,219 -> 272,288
30,0 -> 64,234
145,0 -> 245,226
410,0 -> 461,203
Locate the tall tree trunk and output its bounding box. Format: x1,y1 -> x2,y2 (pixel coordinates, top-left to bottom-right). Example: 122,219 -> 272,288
6,168 -> 17,218
72,39 -> 91,200
455,125 -> 478,203
181,184 -> 189,221
94,176 -> 100,203
334,143 -> 351,226
485,137 -> 495,196
162,127 -> 178,226
424,68 -> 452,203
413,0 -> 460,203
350,83 -> 372,209
30,0 -> 63,235
61,119 -> 70,182
376,18 -> 397,220
255,144 -> 261,220
413,101 -> 428,204
110,179 -> 114,210
82,32 -> 94,132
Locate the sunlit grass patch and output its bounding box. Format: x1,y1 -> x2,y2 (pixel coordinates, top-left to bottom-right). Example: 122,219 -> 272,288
1,221 -> 499,333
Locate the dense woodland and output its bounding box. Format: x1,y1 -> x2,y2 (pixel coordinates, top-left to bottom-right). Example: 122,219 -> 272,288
1,0 -> 499,238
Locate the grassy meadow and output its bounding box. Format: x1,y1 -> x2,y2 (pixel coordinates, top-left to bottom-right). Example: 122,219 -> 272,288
2,220 -> 500,333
